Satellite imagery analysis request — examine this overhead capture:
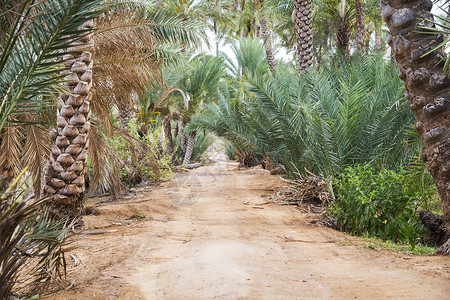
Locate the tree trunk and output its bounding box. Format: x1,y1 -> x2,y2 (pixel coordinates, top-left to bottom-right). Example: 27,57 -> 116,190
163,115 -> 174,155
178,119 -> 187,159
355,0 -> 366,53
381,0 -> 450,254
182,131 -> 197,166
116,94 -> 135,128
337,20 -> 351,54
44,20 -> 95,221
259,0 -> 277,77
293,0 -> 313,75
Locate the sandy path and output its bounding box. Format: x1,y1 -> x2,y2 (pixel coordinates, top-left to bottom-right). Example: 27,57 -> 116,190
48,159 -> 450,300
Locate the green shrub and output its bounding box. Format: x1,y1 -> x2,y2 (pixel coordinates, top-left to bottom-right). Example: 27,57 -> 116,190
190,132 -> 212,162
225,144 -> 237,160
331,165 -> 427,249
107,119 -> 172,186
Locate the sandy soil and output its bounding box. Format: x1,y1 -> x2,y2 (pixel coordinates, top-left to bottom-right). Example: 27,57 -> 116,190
45,157 -> 450,300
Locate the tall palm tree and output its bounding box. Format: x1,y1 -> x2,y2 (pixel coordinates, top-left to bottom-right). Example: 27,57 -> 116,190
0,0 -> 104,296
366,0 -> 383,51
44,20 -> 96,220
293,0 -> 313,74
0,0 -> 103,200
44,1 -> 206,220
381,0 -> 450,255
259,0 -> 278,77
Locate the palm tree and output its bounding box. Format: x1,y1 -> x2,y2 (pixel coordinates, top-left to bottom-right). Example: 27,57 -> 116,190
381,0 -> 450,255
193,54 -> 415,178
366,0 -> 383,51
0,0 -> 103,200
93,4 -> 206,128
293,0 -> 313,74
0,0 -> 104,296
354,0 -> 365,52
44,19 -> 96,220
175,55 -> 225,165
259,0 -> 278,77
43,1 -> 207,220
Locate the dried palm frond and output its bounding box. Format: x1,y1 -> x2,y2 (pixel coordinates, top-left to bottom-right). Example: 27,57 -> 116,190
0,120 -> 22,192
21,118 -> 51,199
88,123 -> 123,197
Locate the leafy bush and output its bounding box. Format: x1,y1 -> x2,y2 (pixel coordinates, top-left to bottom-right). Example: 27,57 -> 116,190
107,119 -> 172,186
190,132 -> 212,163
331,165 -> 428,248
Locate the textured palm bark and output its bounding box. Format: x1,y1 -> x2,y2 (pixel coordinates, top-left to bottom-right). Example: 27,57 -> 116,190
381,0 -> 450,254
178,120 -> 188,159
355,0 -> 366,52
337,22 -> 351,54
116,95 -> 136,128
182,131 -> 197,166
293,0 -> 313,74
163,115 -> 174,155
259,0 -> 277,77
44,21 -> 95,221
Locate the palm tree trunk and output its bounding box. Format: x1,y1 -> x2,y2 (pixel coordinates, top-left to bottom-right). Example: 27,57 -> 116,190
163,115 -> 174,155
116,94 -> 135,128
44,20 -> 95,221
178,120 -> 188,159
259,0 -> 277,77
381,0 -> 450,254
355,0 -> 365,52
293,0 -> 313,74
182,131 -> 197,166
337,20 -> 351,54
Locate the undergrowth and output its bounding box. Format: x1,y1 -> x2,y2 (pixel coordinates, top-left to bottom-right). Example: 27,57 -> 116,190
331,164 -> 434,250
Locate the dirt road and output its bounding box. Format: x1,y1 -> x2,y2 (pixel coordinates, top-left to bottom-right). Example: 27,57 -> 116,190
47,159 -> 450,300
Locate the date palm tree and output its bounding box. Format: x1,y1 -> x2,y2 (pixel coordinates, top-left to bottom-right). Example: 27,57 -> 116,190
293,0 -> 313,74
354,0 -> 365,52
174,55 -> 225,166
0,0 -> 104,200
43,1 -> 208,220
259,0 -> 278,77
381,0 -> 450,255
44,19 -> 96,220
0,0 -> 104,296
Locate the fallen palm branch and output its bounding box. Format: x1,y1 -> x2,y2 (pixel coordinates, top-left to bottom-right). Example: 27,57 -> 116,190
268,175 -> 335,228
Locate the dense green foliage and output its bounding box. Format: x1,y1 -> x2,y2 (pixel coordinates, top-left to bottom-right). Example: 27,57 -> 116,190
331,165 -> 428,248
192,47 -> 415,178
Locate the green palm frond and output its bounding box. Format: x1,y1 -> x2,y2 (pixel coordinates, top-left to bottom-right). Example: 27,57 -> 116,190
0,0 -> 105,132
192,54 -> 415,178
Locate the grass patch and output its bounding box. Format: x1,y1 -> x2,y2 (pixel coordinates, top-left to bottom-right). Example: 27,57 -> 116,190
360,235 -> 437,256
